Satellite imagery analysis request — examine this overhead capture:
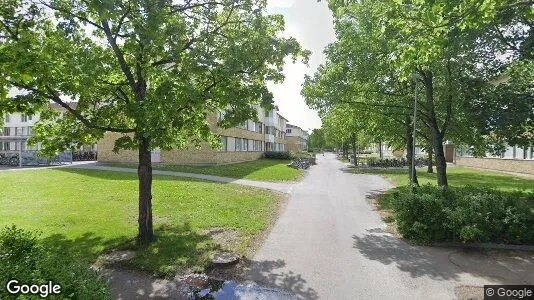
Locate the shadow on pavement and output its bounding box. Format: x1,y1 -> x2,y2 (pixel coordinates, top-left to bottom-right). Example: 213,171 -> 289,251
352,228 -> 534,284
247,259 -> 319,299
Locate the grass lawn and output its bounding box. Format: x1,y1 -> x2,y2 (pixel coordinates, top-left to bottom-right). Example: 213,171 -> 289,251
354,166 -> 534,210
104,158 -> 305,182
0,169 -> 281,276
356,166 -> 534,193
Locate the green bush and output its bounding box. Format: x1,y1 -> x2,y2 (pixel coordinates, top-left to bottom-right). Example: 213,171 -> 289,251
391,186 -> 534,245
263,151 -> 293,160
0,225 -> 111,299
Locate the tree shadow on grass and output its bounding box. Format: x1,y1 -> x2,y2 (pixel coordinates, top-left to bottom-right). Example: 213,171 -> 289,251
247,259 -> 319,299
100,159 -> 296,181
39,223 -> 219,277
356,168 -> 534,192
54,167 -> 214,184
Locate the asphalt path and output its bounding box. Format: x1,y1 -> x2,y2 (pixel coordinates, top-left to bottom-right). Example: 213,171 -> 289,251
247,153 -> 533,300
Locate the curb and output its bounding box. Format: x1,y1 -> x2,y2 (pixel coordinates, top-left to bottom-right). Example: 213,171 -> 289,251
432,242 -> 534,252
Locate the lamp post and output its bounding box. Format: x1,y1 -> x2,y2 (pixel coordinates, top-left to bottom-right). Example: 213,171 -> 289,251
411,76 -> 419,188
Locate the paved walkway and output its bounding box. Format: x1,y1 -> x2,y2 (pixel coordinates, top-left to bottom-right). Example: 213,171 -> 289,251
247,153 -> 534,300
66,162 -> 294,193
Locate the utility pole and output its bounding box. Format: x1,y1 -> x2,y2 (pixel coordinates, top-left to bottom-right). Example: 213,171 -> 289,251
411,78 -> 418,188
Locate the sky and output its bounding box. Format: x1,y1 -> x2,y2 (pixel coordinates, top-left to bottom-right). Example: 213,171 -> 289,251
266,0 -> 336,132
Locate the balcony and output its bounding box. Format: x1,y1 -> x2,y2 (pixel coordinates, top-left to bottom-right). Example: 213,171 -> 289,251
265,134 -> 275,143
264,116 -> 276,127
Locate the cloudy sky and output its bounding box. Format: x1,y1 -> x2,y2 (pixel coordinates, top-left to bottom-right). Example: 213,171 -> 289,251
266,0 -> 336,131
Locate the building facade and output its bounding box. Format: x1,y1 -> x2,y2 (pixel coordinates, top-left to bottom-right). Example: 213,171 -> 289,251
285,124 -> 309,152
455,144 -> 534,175
1,112 -> 39,152
97,106 -> 288,165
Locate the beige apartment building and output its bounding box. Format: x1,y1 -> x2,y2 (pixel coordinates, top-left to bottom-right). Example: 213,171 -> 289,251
97,106 -> 288,165
285,124 -> 309,152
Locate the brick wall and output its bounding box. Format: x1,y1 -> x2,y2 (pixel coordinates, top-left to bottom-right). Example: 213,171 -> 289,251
286,136 -> 306,152
456,157 -> 534,175
97,132 -> 138,163
98,111 -> 287,165
161,143 -> 218,165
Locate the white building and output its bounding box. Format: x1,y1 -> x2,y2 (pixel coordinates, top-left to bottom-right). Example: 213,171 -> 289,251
1,112 -> 40,151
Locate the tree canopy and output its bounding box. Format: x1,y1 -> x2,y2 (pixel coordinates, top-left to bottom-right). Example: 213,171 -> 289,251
305,0 -> 533,187
0,0 -> 309,243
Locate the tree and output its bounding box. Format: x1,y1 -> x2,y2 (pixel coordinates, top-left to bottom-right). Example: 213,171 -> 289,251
0,0 -> 308,244
315,0 -> 533,187
308,128 -> 326,150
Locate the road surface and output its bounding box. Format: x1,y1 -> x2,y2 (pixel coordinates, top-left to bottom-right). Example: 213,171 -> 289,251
248,153 -> 533,300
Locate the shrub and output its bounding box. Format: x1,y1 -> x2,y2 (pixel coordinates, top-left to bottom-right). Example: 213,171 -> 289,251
365,157 -> 428,168
391,186 -> 534,245
393,185 -> 451,244
263,151 -> 293,160
0,225 -> 111,299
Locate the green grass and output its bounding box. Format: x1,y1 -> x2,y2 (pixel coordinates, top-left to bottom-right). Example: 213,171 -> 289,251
105,158 -> 305,182
0,169 -> 280,276
356,166 -> 534,192
356,166 -> 534,210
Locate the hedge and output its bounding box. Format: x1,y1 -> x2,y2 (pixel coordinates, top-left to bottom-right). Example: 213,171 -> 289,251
389,186 -> 534,245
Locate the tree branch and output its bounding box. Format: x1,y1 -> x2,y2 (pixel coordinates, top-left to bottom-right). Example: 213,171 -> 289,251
101,20 -> 137,90
8,81 -> 135,133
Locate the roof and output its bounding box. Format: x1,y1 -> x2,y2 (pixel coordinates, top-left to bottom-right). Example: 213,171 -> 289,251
277,113 -> 289,121
287,123 -> 304,130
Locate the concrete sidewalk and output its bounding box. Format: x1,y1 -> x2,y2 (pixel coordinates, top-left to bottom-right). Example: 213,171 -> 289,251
66,163 -> 295,194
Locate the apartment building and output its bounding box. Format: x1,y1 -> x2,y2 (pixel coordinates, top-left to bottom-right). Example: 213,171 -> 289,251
97,106 -> 288,165
285,124 -> 309,152
1,103 -> 96,154
1,112 -> 39,152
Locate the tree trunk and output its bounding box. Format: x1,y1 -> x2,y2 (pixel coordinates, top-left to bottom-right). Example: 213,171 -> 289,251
351,134 -> 357,167
433,133 -> 448,187
342,142 -> 348,159
405,115 -> 419,186
379,141 -> 383,159
138,137 -> 154,245
422,70 -> 448,187
427,147 -> 434,173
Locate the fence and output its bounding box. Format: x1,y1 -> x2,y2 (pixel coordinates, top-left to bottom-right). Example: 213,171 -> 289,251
0,151 -> 73,167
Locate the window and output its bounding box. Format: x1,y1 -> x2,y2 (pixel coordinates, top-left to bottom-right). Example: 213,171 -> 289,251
27,126 -> 32,135
2,127 -> 9,136
28,114 -> 32,121
16,127 -> 24,136
21,114 -> 28,122
4,115 -> 10,123
235,138 -> 242,151
253,140 -> 263,151
243,139 -> 249,151
265,111 -> 270,117
220,136 -> 228,152
286,129 -> 292,134
257,122 -> 263,133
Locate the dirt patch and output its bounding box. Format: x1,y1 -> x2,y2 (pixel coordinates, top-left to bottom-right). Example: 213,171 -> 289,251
367,192 -> 401,238
205,192 -> 290,282
204,227 -> 240,250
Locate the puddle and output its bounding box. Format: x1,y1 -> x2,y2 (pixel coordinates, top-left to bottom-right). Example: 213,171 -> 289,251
189,279 -> 297,300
